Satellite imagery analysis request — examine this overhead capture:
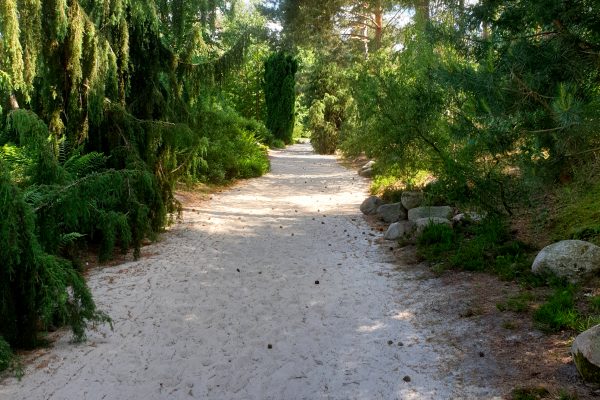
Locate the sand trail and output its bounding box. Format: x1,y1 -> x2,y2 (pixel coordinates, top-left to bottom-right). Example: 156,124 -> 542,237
0,144 -> 502,399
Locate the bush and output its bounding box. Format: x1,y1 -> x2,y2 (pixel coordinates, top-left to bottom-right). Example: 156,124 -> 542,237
0,336 -> 12,372
196,108 -> 270,183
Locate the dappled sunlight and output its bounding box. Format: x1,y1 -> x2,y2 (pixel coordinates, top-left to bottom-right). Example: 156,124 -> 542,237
357,321 -> 385,333
392,310 -> 416,321
183,314 -> 198,322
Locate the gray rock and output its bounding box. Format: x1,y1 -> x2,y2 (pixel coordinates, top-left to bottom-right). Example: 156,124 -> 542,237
414,217 -> 452,234
408,206 -> 453,222
376,202 -> 407,223
384,221 -> 416,240
531,240 -> 600,283
361,160 -> 375,170
571,324 -> 600,383
360,196 -> 382,215
401,191 -> 424,210
358,161 -> 375,178
359,168 -> 372,178
452,212 -> 485,224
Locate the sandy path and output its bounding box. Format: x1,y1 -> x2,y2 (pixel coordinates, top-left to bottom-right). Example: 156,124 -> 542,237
0,144 -> 504,399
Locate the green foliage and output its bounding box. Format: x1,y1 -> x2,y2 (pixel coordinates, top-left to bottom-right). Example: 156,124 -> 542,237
417,216 -> 537,283
195,107 -> 270,183
264,51 -> 298,144
497,292 -> 534,313
308,97 -> 337,154
0,336 -> 12,372
416,223 -> 456,262
0,161 -> 110,348
0,0 -> 272,364
590,296 -> 600,313
533,285 -> 579,332
551,179 -> 600,246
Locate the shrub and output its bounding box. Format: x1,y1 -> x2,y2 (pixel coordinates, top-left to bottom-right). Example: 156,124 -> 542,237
0,336 -> 12,372
196,107 -> 270,183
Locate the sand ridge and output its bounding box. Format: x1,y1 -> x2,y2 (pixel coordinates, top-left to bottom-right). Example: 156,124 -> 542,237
0,144 -> 503,399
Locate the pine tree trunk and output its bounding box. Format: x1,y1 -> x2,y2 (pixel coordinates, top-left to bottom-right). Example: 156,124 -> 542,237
373,3 -> 383,51
415,0 -> 430,24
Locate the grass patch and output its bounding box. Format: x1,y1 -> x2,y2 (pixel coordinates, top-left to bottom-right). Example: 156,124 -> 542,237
533,285 -> 579,332
497,292 -> 534,313
416,216 -> 537,282
532,284 -> 600,333
589,295 -> 600,312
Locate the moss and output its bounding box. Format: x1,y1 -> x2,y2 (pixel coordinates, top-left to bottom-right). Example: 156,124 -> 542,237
573,350 -> 600,383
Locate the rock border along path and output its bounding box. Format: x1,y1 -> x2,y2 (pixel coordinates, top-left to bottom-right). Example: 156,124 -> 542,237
0,143 -> 503,399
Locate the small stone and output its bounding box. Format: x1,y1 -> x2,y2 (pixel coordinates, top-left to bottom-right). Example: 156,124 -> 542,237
479,352 -> 485,357
315,280 -> 320,285
279,226 -> 283,229
321,221 -> 325,224
388,340 -> 393,345
398,342 -> 404,346
268,344 -> 272,349
403,376 -> 411,382
236,268 -> 240,272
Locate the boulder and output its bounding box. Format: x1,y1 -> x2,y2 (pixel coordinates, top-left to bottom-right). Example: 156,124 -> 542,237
384,221 -> 416,240
376,203 -> 407,223
359,168 -> 373,178
414,217 -> 452,235
408,206 -> 453,222
358,161 -> 375,178
401,191 -> 424,210
360,196 -> 383,215
571,324 -> 600,383
531,240 -> 600,283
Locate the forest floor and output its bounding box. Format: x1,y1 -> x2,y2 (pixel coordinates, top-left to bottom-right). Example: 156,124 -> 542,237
0,143 -> 590,399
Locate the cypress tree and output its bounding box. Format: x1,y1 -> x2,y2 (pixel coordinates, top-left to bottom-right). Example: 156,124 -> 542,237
264,51 -> 298,144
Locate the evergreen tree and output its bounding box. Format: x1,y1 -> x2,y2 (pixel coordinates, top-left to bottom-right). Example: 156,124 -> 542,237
264,51 -> 298,144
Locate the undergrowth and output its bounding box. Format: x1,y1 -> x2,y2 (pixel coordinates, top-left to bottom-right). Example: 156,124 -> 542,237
0,336 -> 11,372
551,178 -> 600,246
417,217 -> 600,334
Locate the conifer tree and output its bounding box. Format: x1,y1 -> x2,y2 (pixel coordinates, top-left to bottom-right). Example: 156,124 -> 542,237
264,51 -> 298,144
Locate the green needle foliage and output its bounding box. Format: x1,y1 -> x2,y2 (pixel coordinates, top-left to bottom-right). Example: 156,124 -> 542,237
0,160 -> 110,349
264,51 -> 298,144
0,0 -> 273,358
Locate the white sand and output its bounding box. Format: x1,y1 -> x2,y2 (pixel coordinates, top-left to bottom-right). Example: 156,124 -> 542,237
0,144 -> 503,399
